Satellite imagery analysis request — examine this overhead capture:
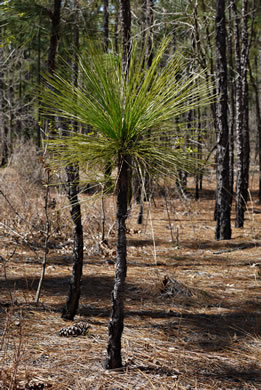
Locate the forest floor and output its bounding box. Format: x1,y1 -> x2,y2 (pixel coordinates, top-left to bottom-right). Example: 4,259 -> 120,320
1,164 -> 261,390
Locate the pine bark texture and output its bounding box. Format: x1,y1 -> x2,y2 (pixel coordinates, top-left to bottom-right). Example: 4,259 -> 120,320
105,157 -> 130,369
62,165 -> 84,320
258,39 -> 261,202
227,6 -> 234,196
215,0 -> 232,240
240,0 -> 250,220
232,0 -> 250,228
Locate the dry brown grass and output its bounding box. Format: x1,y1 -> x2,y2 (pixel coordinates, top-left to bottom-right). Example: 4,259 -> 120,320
1,163 -> 261,389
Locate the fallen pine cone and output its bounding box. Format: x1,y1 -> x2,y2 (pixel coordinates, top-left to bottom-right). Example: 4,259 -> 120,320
58,321 -> 90,337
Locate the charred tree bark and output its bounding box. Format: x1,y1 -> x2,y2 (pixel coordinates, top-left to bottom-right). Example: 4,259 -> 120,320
240,0 -> 250,220
232,0 -> 250,228
215,0 -> 232,240
62,165 -> 84,320
227,5 -> 235,196
105,156 -> 130,369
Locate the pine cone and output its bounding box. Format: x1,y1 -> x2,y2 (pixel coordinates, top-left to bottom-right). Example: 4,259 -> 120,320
58,321 -> 90,337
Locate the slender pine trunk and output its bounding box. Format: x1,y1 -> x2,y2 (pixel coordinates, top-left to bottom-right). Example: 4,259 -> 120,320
215,0 -> 232,240
241,0 -> 250,216
232,0 -> 249,228
105,156 -> 130,369
227,5 -> 235,196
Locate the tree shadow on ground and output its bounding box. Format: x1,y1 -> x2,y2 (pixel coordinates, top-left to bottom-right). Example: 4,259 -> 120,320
135,308 -> 261,350
0,274 -> 114,299
0,273 -> 144,303
196,361 -> 261,387
1,271 -> 261,356
129,361 -> 261,388
180,239 -> 261,251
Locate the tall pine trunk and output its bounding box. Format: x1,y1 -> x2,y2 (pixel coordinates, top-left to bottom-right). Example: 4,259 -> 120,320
215,0 -> 232,240
105,156 -> 130,369
227,5 -> 235,196
240,0 -> 250,218
232,0 -> 250,228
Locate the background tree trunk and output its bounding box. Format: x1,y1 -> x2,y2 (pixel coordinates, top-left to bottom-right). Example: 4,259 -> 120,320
48,0 -> 62,74
62,165 -> 84,320
0,38 -> 8,166
215,0 -> 232,240
120,0 -> 131,68
227,5 -> 235,196
114,1 -> 119,52
146,0 -> 154,67
103,0 -> 109,51
37,20 -> 41,148
258,36 -> 261,202
240,0 -> 250,217
232,0 -> 250,228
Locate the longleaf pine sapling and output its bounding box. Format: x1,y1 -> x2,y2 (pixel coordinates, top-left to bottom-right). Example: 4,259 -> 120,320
41,37 -> 214,369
